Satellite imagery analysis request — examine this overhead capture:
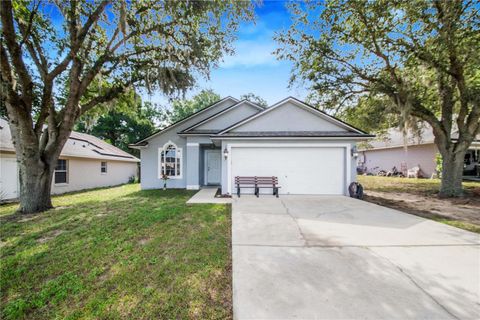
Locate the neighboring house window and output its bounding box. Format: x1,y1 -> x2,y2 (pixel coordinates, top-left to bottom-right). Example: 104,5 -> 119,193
159,142 -> 182,179
55,159 -> 68,184
101,161 -> 107,174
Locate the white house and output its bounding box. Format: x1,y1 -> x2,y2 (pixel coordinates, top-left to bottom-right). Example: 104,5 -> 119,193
130,97 -> 373,196
0,118 -> 139,201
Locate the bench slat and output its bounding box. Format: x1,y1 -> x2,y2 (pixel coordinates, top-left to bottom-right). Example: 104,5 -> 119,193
235,176 -> 280,198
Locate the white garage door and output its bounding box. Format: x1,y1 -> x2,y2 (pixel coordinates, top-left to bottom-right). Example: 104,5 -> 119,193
231,147 -> 346,195
0,156 -> 19,200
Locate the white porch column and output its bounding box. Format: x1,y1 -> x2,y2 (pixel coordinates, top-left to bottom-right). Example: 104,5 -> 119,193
186,142 -> 200,190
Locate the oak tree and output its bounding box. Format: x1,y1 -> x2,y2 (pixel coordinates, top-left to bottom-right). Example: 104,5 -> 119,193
0,0 -> 254,213
276,0 -> 480,196
159,89 -> 221,124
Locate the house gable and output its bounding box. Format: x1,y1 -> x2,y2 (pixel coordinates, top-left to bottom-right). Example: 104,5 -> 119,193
183,100 -> 263,132
132,96 -> 238,145
221,98 -> 361,134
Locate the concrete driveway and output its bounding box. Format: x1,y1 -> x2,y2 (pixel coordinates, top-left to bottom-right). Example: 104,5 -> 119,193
232,195 -> 480,319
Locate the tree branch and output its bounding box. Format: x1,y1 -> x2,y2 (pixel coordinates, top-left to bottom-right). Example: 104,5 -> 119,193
18,0 -> 40,48
0,0 -> 33,108
79,84 -> 129,115
16,21 -> 48,78
48,0 -> 109,80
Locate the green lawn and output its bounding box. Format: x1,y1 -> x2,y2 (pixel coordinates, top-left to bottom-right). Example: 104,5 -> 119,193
357,175 -> 480,196
0,184 -> 232,319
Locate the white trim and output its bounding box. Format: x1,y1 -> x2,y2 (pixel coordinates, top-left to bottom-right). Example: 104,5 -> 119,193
162,140 -> 175,149
129,144 -> 149,150
358,142 -> 434,152
218,97 -> 365,135
226,143 -> 351,196
158,141 -> 183,179
211,136 -> 371,141
205,149 -> 221,185
100,161 -> 107,174
186,185 -> 200,190
178,133 -> 213,136
225,143 -> 352,148
186,142 -> 200,146
182,100 -> 264,132
227,144 -> 232,194
135,96 -> 239,144
204,151 -> 208,185
54,159 -> 69,185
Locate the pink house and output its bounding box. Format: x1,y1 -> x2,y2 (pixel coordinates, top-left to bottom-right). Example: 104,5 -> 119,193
358,126 -> 480,177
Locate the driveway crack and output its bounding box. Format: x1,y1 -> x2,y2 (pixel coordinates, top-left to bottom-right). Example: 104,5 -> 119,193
366,247 -> 461,320
280,199 -> 309,247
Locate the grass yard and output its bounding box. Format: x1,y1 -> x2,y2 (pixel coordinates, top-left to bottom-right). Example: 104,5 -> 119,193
358,175 -> 480,233
0,184 -> 232,319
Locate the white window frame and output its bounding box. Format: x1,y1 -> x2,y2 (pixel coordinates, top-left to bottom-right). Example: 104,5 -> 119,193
54,159 -> 69,185
101,161 -> 107,174
158,141 -> 183,179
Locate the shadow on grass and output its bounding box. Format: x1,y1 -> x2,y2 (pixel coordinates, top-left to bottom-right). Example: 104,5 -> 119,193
0,189 -> 196,254
1,187 -> 232,319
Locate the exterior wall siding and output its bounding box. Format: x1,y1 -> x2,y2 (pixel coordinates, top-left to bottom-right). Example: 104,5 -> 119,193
1,153 -> 137,200
196,103 -> 261,130
52,158 -> 138,194
360,144 -> 438,177
232,102 -> 347,132
140,129 -> 187,189
139,98 -> 236,190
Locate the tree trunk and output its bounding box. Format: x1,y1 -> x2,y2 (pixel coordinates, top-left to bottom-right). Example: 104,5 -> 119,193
439,150 -> 465,197
17,155 -> 55,214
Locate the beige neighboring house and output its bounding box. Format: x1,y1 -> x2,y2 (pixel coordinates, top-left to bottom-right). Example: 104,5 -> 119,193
358,125 -> 480,177
0,118 -> 139,201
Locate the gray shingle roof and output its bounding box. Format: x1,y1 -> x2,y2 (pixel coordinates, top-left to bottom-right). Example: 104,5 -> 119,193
178,129 -> 219,134
0,118 -> 139,162
131,96 -> 239,145
180,99 -> 264,133
360,124 -> 480,150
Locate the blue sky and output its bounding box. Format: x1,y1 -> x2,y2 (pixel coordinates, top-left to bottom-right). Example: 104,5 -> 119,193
41,1 -> 303,107
146,1 -> 307,106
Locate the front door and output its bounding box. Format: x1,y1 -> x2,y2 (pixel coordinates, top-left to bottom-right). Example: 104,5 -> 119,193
206,150 -> 221,185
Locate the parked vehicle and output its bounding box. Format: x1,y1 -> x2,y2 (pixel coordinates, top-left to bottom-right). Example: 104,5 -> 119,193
464,149 -> 480,176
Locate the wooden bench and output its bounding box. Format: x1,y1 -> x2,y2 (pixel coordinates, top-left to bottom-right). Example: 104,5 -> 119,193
235,176 -> 256,197
255,176 -> 280,198
235,176 -> 280,198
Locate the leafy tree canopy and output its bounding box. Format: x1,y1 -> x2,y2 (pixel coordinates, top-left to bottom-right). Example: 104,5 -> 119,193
275,0 -> 480,196
240,93 -> 268,108
159,89 -> 221,125
0,0 -> 255,213
159,90 -> 270,125
76,92 -> 160,157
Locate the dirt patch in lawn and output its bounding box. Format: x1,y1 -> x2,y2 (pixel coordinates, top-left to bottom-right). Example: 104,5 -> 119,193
37,230 -> 65,243
364,190 -> 480,226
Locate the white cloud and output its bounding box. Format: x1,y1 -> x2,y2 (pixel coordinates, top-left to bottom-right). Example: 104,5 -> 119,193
220,39 -> 280,68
